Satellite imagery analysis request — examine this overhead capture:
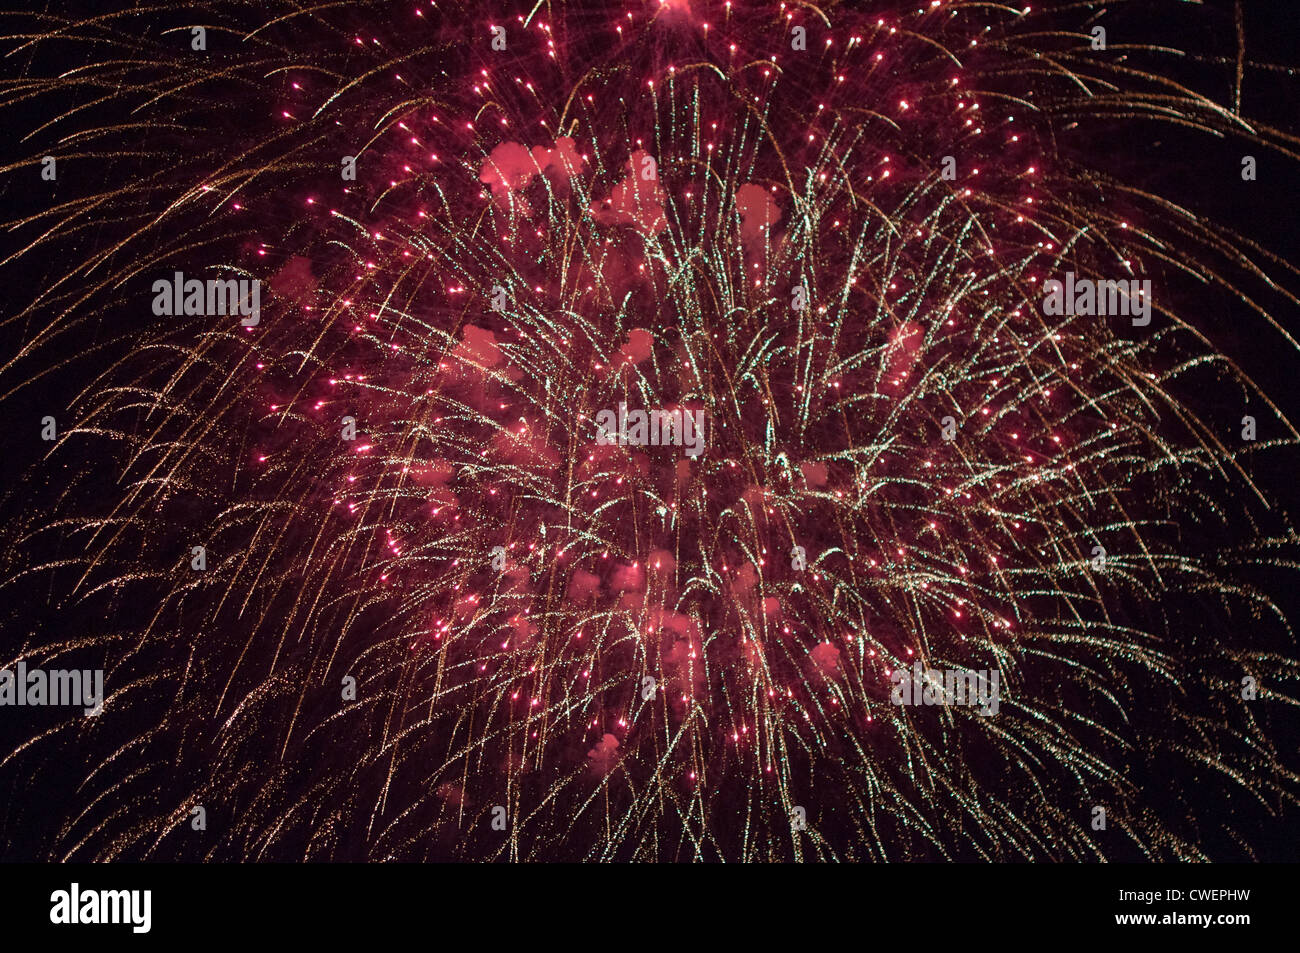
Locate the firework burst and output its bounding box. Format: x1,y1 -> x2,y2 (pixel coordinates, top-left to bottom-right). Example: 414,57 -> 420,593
2,0 -> 1299,861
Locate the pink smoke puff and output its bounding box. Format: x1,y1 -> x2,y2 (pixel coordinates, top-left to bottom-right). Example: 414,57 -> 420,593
735,182 -> 781,252
647,548 -> 676,580
810,641 -> 842,682
567,569 -> 602,602
457,325 -> 502,369
479,136 -> 585,201
590,150 -> 667,234
408,460 -> 454,487
268,254 -> 316,306
587,733 -> 621,773
883,322 -> 923,390
610,562 -> 645,592
506,612 -> 538,649
800,461 -> 829,488
612,328 -> 655,370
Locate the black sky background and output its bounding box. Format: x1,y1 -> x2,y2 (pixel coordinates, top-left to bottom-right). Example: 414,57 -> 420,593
0,0 -> 1297,861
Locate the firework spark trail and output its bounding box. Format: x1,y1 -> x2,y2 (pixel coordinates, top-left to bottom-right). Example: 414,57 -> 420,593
1,0 -> 1298,861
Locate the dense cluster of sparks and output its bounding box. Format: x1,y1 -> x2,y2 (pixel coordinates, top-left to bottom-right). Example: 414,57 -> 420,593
2,0 -> 1299,860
